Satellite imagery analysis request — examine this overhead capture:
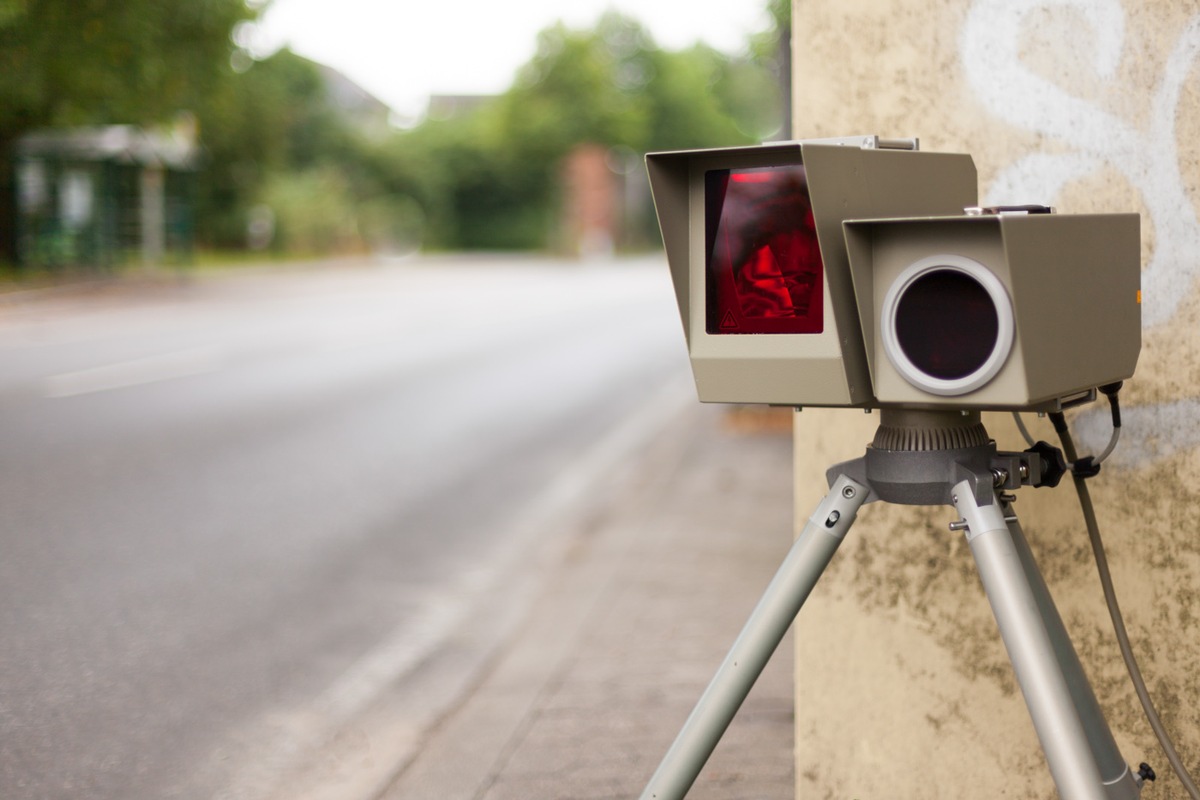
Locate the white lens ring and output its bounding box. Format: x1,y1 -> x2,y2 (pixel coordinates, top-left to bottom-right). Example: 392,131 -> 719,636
880,254 -> 1014,397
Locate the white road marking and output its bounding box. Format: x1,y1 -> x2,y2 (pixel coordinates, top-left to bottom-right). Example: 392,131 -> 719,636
43,346 -> 224,398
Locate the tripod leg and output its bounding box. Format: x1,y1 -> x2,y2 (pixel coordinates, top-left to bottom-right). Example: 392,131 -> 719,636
952,482 -> 1141,800
639,474 -> 868,800
1006,513 -> 1142,798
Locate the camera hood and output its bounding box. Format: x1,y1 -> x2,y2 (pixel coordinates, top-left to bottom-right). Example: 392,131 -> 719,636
646,138 -> 977,407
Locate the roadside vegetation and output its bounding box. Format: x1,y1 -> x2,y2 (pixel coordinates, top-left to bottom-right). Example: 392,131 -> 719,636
0,0 -> 790,265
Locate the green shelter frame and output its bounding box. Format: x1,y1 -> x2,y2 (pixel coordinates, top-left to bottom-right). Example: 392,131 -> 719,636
14,126 -> 198,270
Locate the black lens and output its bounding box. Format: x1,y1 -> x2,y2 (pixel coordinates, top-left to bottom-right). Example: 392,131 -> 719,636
894,269 -> 999,381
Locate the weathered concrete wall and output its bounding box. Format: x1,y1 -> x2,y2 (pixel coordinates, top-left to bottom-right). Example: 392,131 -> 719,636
791,1 -> 1200,797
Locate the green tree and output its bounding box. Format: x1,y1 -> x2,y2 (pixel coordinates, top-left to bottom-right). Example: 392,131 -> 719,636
749,0 -> 792,138
497,14 -> 655,159
192,48 -> 363,248
0,0 -> 254,128
385,11 -> 774,251
366,105 -> 549,250
642,44 -> 758,149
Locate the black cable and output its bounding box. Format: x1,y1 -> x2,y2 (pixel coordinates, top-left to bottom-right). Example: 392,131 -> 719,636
1049,408 -> 1200,799
1094,382 -> 1123,466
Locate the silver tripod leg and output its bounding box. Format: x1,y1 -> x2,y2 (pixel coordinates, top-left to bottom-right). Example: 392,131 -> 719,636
639,474 -> 868,800
1007,508 -> 1142,798
952,481 -> 1141,800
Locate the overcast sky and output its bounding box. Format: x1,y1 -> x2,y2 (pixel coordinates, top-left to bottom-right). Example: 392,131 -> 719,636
250,0 -> 769,119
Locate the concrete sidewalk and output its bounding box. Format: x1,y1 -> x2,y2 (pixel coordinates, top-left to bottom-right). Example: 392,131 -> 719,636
380,403 -> 797,800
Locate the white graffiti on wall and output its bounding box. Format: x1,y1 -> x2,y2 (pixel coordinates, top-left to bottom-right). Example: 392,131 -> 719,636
961,0 -> 1200,465
961,0 -> 1200,328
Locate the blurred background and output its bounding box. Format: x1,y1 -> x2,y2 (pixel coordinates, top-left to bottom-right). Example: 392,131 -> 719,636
0,2 -> 794,799
0,0 -> 791,269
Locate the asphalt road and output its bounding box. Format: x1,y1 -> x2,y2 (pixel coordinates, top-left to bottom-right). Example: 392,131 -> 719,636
0,256 -> 691,799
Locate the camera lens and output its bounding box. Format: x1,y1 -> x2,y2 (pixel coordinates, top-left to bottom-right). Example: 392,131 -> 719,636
880,255 -> 1014,397
894,269 -> 999,380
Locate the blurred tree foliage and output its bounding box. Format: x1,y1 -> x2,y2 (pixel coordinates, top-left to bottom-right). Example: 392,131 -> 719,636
0,2 -> 788,259
0,0 -> 254,128
375,11 -> 784,251
192,47 -> 365,249
750,0 -> 793,138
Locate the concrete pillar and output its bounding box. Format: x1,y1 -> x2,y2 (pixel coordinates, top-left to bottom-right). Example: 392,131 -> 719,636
791,1 -> 1200,796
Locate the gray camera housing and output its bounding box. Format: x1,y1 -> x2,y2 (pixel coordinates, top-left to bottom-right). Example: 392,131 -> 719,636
844,212 -> 1141,410
646,138 -> 978,407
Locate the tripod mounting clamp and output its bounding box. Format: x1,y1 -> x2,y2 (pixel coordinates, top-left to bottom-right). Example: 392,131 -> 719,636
826,409 -> 1069,506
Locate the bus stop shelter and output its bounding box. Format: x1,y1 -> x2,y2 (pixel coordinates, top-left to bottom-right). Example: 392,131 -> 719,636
14,125 -> 197,270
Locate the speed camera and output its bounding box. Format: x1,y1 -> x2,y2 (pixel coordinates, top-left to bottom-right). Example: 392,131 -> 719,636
646,137 -> 1141,411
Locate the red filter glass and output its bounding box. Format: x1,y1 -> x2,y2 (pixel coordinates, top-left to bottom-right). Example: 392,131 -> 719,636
705,166 -> 824,334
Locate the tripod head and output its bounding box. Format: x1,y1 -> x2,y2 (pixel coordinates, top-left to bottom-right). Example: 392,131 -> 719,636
829,407 -> 1068,507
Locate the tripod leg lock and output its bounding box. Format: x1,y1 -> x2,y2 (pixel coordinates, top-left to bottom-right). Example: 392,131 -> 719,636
950,478 -> 1010,542
812,474 -> 868,538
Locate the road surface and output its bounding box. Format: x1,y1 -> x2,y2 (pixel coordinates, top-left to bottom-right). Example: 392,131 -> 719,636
0,256 -> 691,799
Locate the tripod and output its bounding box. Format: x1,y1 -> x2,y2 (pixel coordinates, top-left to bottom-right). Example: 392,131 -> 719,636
640,409 -> 1149,800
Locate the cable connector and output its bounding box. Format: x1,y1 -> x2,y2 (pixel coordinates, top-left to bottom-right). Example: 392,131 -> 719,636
1049,381 -> 1124,477
1071,456 -> 1102,480
1100,382 -> 1123,430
